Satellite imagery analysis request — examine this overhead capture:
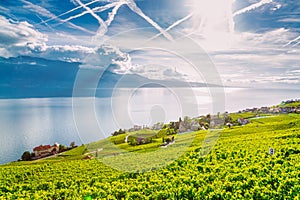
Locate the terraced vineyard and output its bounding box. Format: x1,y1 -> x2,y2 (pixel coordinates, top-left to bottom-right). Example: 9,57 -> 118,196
0,114 -> 299,199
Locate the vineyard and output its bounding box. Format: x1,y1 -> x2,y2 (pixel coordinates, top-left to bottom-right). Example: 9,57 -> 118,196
0,114 -> 300,199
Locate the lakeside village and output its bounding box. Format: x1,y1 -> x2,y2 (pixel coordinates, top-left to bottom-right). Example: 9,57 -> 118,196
112,99 -> 300,146
20,99 -> 300,161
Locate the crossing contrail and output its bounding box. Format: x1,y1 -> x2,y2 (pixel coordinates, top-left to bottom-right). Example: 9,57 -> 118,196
125,0 -> 174,41
149,13 -> 193,41
105,2 -> 125,27
36,14 -> 56,32
35,0 -> 174,40
22,0 -> 94,34
74,0 -> 108,37
59,2 -> 119,24
39,0 -> 102,24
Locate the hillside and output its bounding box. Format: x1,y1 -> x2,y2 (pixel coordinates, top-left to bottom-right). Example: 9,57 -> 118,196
0,114 -> 299,199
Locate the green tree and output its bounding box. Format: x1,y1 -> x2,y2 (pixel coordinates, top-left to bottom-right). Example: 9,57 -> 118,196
59,145 -> 67,152
21,151 -> 31,161
206,114 -> 211,123
70,141 -> 76,148
184,116 -> 190,123
224,115 -> 232,124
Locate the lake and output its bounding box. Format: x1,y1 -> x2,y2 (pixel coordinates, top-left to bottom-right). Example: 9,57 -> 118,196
0,87 -> 299,164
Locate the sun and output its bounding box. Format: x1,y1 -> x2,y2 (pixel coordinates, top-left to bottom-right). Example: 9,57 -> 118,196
188,0 -> 236,50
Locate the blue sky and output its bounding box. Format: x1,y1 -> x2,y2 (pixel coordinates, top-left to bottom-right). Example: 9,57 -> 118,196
0,0 -> 300,90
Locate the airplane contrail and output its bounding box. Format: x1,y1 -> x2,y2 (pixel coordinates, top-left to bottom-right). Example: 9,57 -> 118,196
39,0 -> 102,25
125,0 -> 174,41
59,2 -> 119,24
22,0 -> 94,34
74,0 -> 108,37
105,2 -> 125,27
233,0 -> 273,17
36,14 -> 78,41
284,36 -> 300,47
292,41 -> 300,47
148,13 -> 193,41
38,0 -> 174,40
35,14 -> 56,32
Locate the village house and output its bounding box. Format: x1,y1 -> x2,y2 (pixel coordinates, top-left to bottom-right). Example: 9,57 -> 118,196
179,121 -> 190,133
260,107 -> 270,114
270,107 -> 281,113
33,143 -> 59,157
133,125 -> 142,131
237,118 -> 250,125
152,122 -> 163,130
210,118 -> 224,128
190,120 -> 200,131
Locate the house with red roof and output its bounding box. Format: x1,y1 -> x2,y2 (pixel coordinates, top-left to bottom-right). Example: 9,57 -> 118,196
33,143 -> 59,157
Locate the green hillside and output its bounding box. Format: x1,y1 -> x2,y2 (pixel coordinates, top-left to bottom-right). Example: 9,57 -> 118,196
0,114 -> 299,199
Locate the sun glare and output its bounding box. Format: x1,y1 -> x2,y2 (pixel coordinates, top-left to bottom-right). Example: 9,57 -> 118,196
189,0 -> 236,50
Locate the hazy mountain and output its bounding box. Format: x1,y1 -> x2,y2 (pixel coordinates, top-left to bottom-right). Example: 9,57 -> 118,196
0,56 -> 210,99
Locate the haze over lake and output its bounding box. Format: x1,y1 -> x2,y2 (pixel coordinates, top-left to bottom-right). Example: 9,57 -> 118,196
0,87 -> 299,164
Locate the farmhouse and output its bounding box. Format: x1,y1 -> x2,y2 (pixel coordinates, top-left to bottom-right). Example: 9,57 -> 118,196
237,118 -> 250,125
33,143 -> 59,157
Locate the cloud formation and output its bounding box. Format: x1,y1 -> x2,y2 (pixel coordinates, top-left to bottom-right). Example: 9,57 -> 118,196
0,16 -> 47,57
0,0 -> 299,89
0,16 -> 96,61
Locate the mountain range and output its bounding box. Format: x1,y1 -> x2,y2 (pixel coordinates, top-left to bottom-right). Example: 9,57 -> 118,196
0,56 -> 212,99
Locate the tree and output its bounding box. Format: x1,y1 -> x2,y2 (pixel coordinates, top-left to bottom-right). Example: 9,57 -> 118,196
184,116 -> 190,123
112,129 -> 126,136
21,151 -> 31,161
204,123 -> 210,130
70,141 -> 76,148
224,115 -> 232,124
166,128 -> 177,135
59,145 -> 67,152
206,114 -> 211,123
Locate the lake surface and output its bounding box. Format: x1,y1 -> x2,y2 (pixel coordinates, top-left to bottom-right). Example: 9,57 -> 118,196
0,87 -> 299,164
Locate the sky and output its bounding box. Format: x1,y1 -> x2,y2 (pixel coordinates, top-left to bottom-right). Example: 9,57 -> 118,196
0,0 -> 300,91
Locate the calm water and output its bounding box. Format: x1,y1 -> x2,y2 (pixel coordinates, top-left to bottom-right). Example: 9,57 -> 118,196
0,87 -> 299,164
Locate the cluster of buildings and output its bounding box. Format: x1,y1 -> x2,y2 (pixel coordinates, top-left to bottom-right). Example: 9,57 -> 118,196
126,123 -> 163,132
239,107 -> 300,114
116,99 -> 300,138
177,119 -> 207,132
238,99 -> 300,114
125,116 -> 219,135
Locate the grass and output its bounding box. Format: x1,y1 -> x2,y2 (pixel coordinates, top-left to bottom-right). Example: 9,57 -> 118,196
1,114 -> 300,199
279,101 -> 300,108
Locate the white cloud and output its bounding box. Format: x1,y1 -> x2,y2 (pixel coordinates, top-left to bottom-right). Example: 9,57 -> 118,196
78,43 -> 190,82
206,27 -> 300,88
79,44 -> 130,69
0,16 -> 47,58
39,45 -> 95,62
0,16 -> 97,61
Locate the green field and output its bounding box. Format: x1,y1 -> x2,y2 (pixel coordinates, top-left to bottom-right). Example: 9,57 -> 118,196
280,101 -> 300,108
0,114 -> 300,199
